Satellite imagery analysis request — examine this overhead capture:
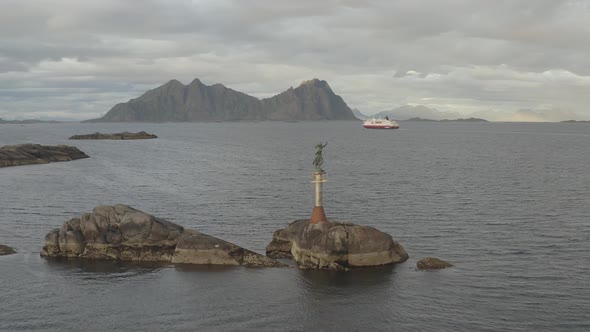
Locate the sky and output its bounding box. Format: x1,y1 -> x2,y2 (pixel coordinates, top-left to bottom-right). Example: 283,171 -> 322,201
1,0 -> 589,121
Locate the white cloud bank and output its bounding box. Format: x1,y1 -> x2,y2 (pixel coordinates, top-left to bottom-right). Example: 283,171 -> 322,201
1,0 -> 589,121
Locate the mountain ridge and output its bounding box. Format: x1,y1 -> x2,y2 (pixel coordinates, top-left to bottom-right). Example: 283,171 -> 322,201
85,78 -> 357,122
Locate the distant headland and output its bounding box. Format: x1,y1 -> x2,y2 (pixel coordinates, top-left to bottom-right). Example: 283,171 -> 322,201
0,118 -> 60,124
561,120 -> 590,123
403,117 -> 489,122
352,106 -> 490,122
84,78 -> 357,122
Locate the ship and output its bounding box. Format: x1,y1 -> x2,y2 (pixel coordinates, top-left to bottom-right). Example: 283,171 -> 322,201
363,116 -> 399,129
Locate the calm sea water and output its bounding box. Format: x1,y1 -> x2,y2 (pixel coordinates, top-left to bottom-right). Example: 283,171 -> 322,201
1,121 -> 589,331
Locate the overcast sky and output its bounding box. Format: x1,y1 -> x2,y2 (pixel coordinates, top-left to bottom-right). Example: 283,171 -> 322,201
1,0 -> 589,121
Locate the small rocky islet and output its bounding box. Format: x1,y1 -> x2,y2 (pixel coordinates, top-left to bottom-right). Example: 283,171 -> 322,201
69,131 -> 157,140
416,257 -> 453,270
41,205 -> 284,267
0,244 -> 16,256
0,144 -> 89,168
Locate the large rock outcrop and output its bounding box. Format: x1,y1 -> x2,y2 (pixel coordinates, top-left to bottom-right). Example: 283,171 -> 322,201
0,144 -> 89,168
69,131 -> 157,140
0,245 -> 16,256
84,78 -> 357,122
267,219 -> 408,271
41,205 -> 284,267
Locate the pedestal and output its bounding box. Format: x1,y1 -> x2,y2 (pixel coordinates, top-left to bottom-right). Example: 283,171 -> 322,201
309,206 -> 327,224
310,171 -> 327,224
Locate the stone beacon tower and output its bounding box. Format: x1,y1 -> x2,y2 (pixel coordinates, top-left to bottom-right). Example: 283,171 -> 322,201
310,142 -> 328,224
265,141 -> 410,270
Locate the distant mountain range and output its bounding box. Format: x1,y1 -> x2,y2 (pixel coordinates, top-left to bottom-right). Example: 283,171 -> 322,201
352,105 -> 489,122
373,105 -> 465,120
386,107 -> 588,123
352,108 -> 368,120
404,117 -> 488,122
561,120 -> 590,123
352,105 -> 464,121
85,78 -> 357,122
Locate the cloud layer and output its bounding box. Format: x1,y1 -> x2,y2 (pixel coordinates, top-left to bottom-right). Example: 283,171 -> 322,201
1,0 -> 589,121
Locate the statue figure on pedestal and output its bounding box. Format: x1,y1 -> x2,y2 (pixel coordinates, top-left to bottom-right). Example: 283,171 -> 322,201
313,142 -> 328,173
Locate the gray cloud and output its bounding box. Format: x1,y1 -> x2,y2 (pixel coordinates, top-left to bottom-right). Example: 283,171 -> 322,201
1,0 -> 589,121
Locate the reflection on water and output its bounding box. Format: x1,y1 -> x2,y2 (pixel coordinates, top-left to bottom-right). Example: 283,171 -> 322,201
43,256 -> 169,276
173,263 -> 243,273
298,264 -> 397,289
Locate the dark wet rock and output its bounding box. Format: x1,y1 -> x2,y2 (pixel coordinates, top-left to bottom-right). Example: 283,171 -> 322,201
41,205 -> 285,268
0,244 -> 16,255
69,131 -> 157,140
0,144 -> 89,168
416,257 -> 453,270
268,219 -> 408,271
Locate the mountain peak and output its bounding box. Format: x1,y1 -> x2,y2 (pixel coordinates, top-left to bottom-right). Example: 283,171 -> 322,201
164,79 -> 184,87
299,78 -> 328,88
189,78 -> 204,86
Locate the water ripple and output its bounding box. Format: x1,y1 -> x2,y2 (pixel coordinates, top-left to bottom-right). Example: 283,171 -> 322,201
1,122 -> 589,331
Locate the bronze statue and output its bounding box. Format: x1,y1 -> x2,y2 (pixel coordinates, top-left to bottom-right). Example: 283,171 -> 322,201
313,142 -> 328,172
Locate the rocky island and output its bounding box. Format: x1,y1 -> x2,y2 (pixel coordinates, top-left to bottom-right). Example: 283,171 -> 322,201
84,78 -> 357,122
0,245 -> 16,256
264,143 -> 409,271
69,131 -> 157,140
267,219 -> 408,271
41,205 -> 284,267
0,144 -> 89,168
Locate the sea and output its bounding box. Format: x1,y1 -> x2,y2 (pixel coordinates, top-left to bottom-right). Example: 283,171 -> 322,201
0,121 -> 589,331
